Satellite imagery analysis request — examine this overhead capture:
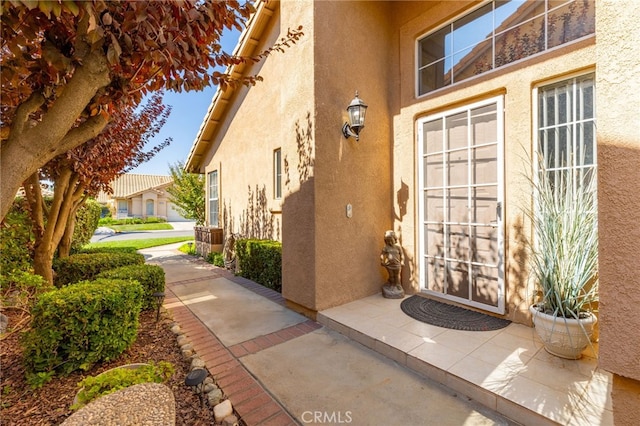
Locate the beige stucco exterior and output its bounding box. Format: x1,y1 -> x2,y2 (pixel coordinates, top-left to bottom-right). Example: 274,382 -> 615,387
595,0 -> 640,422
187,1 -> 639,415
98,174 -> 186,221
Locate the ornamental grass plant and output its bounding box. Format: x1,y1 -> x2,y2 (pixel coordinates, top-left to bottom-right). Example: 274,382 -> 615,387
526,159 -> 598,319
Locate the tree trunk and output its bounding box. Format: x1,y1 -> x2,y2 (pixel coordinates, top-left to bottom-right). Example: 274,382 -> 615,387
0,49 -> 110,222
33,238 -> 55,286
25,170 -> 84,285
58,197 -> 86,258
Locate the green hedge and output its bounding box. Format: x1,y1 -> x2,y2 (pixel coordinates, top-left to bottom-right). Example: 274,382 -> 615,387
207,251 -> 224,267
97,264 -> 165,310
77,246 -> 139,254
70,199 -> 102,253
54,252 -> 145,287
0,198 -> 33,280
236,239 -> 282,292
21,278 -> 143,380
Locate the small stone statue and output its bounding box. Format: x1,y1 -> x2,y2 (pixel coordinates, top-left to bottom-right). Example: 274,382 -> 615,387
380,230 -> 405,299
223,233 -> 237,271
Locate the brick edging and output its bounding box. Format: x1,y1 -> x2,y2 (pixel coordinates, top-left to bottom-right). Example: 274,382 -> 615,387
164,287 -> 300,426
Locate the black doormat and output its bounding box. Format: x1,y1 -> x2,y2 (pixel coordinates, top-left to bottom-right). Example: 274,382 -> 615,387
400,295 -> 511,331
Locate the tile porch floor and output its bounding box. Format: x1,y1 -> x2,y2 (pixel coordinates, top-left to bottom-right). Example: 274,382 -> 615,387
318,294 -> 613,426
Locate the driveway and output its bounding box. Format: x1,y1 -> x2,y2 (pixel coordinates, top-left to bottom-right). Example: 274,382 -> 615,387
90,221 -> 196,243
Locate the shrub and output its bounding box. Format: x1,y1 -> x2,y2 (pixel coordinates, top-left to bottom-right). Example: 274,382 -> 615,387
97,264 -> 165,310
22,278 -> 144,382
54,252 -> 145,287
0,198 -> 33,279
72,361 -> 174,409
236,239 -> 282,292
77,246 -> 139,254
70,199 -> 102,253
207,251 -> 224,267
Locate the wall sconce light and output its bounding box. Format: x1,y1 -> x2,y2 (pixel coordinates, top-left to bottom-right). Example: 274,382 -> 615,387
342,91 -> 368,141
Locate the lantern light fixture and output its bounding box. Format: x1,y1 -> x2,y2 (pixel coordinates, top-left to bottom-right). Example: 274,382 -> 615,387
152,291 -> 165,322
185,368 -> 208,408
342,91 -> 368,141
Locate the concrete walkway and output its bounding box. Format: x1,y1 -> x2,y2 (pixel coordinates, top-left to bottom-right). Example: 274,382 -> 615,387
141,244 -> 515,426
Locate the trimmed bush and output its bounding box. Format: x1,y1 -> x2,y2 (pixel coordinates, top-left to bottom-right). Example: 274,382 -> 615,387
70,199 -> 102,253
54,252 -> 145,287
0,198 -> 33,279
22,278 -> 144,381
207,251 -> 224,267
97,264 -> 165,310
77,246 -> 139,255
236,239 -> 282,292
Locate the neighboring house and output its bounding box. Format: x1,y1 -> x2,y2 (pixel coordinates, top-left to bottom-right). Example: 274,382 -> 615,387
97,174 -> 187,221
185,0 -> 640,410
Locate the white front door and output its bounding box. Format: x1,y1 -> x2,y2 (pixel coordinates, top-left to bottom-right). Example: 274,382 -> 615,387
418,96 -> 505,314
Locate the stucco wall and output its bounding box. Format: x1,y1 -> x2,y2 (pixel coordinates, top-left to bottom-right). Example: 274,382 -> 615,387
596,0 -> 640,392
199,1 -> 318,311
310,1 -> 396,310
391,1 -> 596,322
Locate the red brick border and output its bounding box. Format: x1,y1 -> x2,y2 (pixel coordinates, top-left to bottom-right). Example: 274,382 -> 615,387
165,286 -> 298,425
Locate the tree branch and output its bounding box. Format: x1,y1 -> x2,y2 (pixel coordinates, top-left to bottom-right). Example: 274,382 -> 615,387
7,92 -> 45,143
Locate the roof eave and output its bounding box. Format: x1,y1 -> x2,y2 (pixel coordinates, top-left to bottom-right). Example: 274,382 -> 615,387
184,0 -> 278,174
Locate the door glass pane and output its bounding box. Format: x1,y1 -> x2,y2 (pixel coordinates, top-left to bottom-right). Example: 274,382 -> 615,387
427,257 -> 446,293
446,112 -> 468,150
425,223 -> 445,260
471,104 -> 497,145
448,150 -> 468,187
424,119 -> 443,154
472,225 -> 498,264
448,224 -> 469,261
447,188 -> 468,223
472,265 -> 499,306
472,145 -> 498,184
424,154 -> 444,188
447,260 -> 469,299
471,185 -> 498,225
425,190 -> 445,222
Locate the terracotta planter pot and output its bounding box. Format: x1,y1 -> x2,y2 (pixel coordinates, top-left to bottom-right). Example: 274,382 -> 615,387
529,305 -> 597,359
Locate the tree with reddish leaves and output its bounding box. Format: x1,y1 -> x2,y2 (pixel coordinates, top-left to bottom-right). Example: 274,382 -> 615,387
23,94 -> 171,285
1,0 -> 303,221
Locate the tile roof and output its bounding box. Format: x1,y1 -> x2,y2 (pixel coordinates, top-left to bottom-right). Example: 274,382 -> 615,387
96,174 -> 172,203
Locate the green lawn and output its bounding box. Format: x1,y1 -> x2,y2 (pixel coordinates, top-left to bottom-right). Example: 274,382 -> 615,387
107,223 -> 174,231
84,236 -> 195,250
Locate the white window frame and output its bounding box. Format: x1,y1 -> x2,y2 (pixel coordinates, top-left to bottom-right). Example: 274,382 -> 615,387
274,148 -> 282,200
208,170 -> 219,227
415,0 -> 596,97
533,72 -> 597,188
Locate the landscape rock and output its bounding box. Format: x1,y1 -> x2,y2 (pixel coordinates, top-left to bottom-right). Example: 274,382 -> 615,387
170,324 -> 182,335
207,388 -> 224,406
213,400 -> 233,423
204,382 -> 217,393
176,335 -> 188,346
61,383 -> 175,426
222,414 -> 239,426
190,358 -> 206,370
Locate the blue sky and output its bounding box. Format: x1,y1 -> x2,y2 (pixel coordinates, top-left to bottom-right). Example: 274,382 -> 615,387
131,30 -> 240,176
